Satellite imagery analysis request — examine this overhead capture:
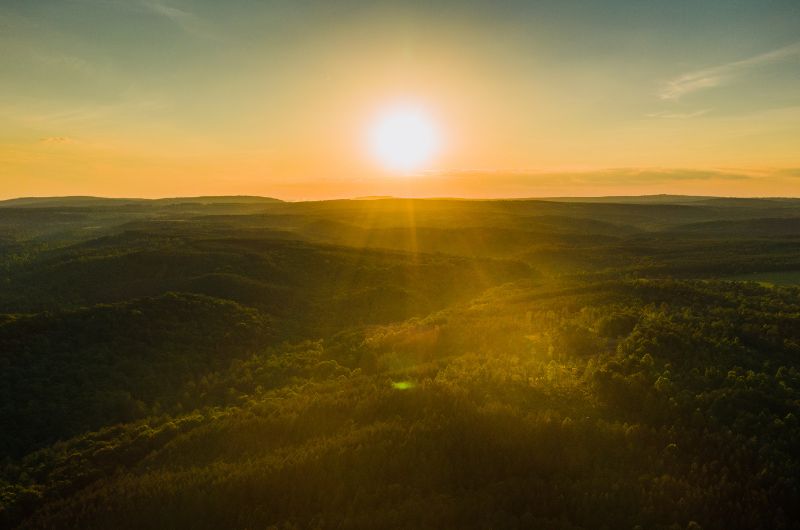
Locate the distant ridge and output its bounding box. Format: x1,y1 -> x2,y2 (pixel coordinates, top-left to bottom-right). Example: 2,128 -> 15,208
538,194 -> 706,204
0,196 -> 283,208
2,195 -> 798,209
153,196 -> 283,205
537,194 -> 800,205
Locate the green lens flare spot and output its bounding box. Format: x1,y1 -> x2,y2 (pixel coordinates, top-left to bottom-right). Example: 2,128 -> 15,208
391,380 -> 416,390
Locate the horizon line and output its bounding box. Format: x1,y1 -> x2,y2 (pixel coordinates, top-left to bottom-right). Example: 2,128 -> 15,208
2,193 -> 800,204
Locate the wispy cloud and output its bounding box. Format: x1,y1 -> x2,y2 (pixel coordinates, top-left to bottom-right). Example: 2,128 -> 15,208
0,88 -> 166,129
646,109 -> 711,119
433,168 -> 755,187
39,136 -> 76,144
660,42 -> 800,100
775,168 -> 800,178
591,168 -> 751,183
30,50 -> 106,80
75,0 -> 216,38
141,1 -> 216,39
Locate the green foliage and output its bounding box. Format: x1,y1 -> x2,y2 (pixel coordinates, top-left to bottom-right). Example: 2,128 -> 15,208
0,293 -> 271,457
1,197 -> 800,528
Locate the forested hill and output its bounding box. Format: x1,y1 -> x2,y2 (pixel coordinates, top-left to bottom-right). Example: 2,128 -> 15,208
1,196 -> 799,529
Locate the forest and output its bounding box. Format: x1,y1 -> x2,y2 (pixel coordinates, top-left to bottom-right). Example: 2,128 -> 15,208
1,195 -> 799,529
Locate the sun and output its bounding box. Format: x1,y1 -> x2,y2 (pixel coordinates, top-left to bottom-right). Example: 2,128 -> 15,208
368,104 -> 441,173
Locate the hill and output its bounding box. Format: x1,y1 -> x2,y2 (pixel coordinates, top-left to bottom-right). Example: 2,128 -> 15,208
1,196 -> 799,529
0,196 -> 283,208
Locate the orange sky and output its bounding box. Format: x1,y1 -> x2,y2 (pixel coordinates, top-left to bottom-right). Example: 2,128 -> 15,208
1,1 -> 799,199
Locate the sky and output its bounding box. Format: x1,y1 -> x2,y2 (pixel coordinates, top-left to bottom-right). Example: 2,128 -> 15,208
1,0 -> 799,199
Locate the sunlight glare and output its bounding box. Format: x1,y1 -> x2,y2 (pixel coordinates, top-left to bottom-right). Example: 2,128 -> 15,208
369,104 -> 440,173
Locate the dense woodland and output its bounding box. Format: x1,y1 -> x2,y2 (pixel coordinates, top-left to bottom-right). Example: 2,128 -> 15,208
1,195 -> 799,529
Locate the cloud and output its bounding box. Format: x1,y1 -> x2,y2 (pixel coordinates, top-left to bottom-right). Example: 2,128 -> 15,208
143,2 -> 193,27
431,167 -> 755,188
601,168 -> 750,183
30,51 -> 96,75
646,109 -> 711,119
39,136 -> 76,144
141,1 -> 216,39
77,0 -> 216,38
775,168 -> 800,178
660,42 -> 800,100
348,167 -> 795,200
